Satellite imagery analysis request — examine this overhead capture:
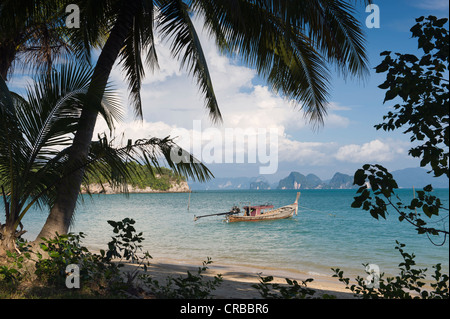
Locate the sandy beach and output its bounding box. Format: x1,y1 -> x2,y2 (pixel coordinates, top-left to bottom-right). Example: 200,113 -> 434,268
122,257 -> 356,299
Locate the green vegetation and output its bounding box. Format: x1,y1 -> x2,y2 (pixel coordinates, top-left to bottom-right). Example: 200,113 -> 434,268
0,218 -> 222,299
352,15 -> 449,241
252,242 -> 449,299
332,242 -> 448,299
332,15 -> 449,299
140,257 -> 223,299
252,275 -> 318,299
375,15 -> 448,179
84,162 -> 187,192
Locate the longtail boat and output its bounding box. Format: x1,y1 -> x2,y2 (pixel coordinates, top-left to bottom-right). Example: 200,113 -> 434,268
226,192 -> 300,223
193,192 -> 300,223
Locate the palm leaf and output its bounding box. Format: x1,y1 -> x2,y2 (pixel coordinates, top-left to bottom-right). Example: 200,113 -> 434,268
0,64 -> 123,227
192,0 -> 370,125
0,76 -> 32,222
83,134 -> 213,193
117,0 -> 159,119
0,0 -> 90,79
157,0 -> 222,123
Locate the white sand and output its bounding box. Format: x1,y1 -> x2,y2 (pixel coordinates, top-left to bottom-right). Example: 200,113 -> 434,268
121,257 -> 356,299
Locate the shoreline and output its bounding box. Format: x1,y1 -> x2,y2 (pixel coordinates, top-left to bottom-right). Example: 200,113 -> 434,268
121,255 -> 356,299
81,181 -> 191,195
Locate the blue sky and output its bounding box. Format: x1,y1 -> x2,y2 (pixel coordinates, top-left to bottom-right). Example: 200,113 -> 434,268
8,0 -> 449,183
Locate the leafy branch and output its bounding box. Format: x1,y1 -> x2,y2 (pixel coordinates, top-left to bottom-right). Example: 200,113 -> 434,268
352,164 -> 449,245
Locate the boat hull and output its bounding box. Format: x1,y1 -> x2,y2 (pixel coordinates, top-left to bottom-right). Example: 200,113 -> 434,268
226,203 -> 297,223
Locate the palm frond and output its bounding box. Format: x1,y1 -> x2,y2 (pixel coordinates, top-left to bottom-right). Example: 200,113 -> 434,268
118,16 -> 146,119
0,0 -> 92,79
117,0 -> 158,119
66,0 -> 116,62
157,0 -> 222,123
302,0 -> 369,78
0,63 -> 124,227
192,0 -> 369,125
2,66 -> 213,229
83,134 -> 213,195
0,76 -> 32,221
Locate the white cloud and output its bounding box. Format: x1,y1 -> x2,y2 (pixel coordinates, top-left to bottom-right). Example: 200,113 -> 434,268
278,139 -> 337,166
334,139 -> 408,163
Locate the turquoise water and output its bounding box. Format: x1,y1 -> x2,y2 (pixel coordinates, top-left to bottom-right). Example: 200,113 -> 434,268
18,189 -> 449,279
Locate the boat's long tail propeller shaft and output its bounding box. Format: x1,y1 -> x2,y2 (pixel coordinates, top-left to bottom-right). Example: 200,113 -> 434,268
194,206 -> 240,221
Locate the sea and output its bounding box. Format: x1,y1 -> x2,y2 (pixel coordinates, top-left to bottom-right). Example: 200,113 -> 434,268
19,189 -> 449,280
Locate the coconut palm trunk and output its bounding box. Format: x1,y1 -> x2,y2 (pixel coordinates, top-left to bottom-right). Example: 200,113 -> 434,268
0,42 -> 16,81
36,0 -> 142,240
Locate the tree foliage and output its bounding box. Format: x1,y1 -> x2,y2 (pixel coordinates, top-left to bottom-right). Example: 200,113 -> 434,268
333,241 -> 449,299
84,162 -> 186,192
375,16 -> 449,178
351,16 -> 449,244
0,0 -> 96,80
352,164 -> 449,242
341,16 -> 450,298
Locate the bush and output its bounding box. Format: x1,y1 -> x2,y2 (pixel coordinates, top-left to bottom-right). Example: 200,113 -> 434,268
34,232 -> 123,293
0,218 -> 223,299
140,257 -> 223,299
0,220 -> 143,297
252,275 -> 318,299
332,242 -> 449,299
103,218 -> 152,284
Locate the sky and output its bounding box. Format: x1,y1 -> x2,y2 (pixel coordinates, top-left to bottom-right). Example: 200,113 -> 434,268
8,0 -> 450,183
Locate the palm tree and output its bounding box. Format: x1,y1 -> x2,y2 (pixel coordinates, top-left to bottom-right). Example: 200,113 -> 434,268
0,64 -> 211,254
0,1 -> 77,80
35,0 -> 371,239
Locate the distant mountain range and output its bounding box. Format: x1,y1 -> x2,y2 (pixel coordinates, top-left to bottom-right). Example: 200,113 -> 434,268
188,168 -> 449,190
188,176 -> 271,190
277,172 -> 355,189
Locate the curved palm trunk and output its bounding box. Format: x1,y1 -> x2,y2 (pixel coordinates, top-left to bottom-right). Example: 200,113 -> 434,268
36,0 -> 142,241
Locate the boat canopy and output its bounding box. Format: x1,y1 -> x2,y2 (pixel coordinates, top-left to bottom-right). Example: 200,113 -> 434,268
243,205 -> 274,216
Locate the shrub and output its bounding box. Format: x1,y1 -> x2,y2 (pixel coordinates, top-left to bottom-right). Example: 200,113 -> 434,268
1,218 -> 223,299
103,218 -> 152,284
34,232 -> 123,293
252,275 -> 318,299
140,257 -> 223,299
332,242 -> 449,299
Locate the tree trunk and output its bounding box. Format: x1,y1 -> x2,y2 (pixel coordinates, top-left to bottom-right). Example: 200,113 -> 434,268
0,223 -> 25,256
0,41 -> 17,81
36,0 -> 142,241
0,235 -> 16,256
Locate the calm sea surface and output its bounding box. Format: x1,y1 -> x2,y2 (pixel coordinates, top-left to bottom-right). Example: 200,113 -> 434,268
20,189 -> 449,278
